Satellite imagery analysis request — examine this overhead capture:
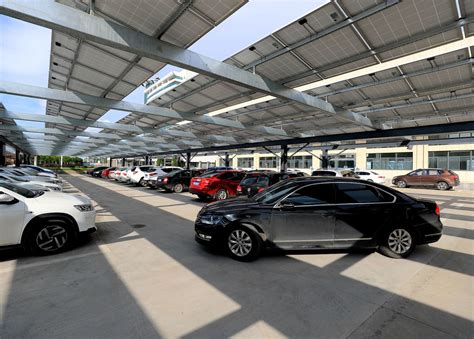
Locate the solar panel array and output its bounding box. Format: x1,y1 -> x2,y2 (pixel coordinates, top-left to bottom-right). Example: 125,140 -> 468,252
1,0 -> 472,156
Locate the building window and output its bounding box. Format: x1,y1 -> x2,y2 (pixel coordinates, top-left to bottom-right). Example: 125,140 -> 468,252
429,151 -> 473,171
367,152 -> 413,170
287,155 -> 312,169
237,157 -> 254,168
327,154 -> 355,169
259,156 -> 277,168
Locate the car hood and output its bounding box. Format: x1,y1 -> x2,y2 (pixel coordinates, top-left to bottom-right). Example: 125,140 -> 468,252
203,196 -> 260,213
33,192 -> 92,205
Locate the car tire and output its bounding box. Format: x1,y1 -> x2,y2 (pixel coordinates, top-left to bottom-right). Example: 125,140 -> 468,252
27,220 -> 76,256
436,181 -> 449,191
215,189 -> 228,200
367,179 -> 374,182
378,227 -> 416,259
173,183 -> 184,193
226,226 -> 262,262
197,194 -> 207,200
397,180 -> 408,188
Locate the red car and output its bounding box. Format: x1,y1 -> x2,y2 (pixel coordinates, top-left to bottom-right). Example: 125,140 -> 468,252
101,167 -> 116,178
189,170 -> 245,200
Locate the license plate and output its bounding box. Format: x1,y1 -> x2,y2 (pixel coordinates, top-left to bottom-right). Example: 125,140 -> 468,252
193,182 -> 199,186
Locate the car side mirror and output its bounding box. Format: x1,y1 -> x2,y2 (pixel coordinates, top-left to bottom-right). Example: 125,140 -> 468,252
0,193 -> 17,205
278,201 -> 295,210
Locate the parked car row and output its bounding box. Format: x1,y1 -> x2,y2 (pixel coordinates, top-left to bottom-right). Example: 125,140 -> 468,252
0,166 -> 96,256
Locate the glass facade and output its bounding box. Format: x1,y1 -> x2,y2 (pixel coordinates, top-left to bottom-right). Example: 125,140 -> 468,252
429,151 -> 474,171
288,155 -> 312,169
366,152 -> 413,170
259,156 -> 277,168
237,157 -> 254,168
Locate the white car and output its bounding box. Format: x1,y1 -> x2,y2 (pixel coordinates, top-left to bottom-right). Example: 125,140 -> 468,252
118,167 -> 132,182
354,170 -> 386,184
143,166 -> 183,187
0,173 -> 63,191
0,168 -> 63,185
0,182 -> 96,255
110,167 -> 124,180
129,166 -> 155,185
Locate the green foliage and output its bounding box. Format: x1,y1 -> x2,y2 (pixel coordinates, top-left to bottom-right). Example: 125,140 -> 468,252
37,155 -> 83,167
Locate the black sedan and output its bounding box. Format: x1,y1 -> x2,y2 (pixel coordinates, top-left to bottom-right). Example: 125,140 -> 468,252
155,169 -> 205,192
195,177 -> 442,261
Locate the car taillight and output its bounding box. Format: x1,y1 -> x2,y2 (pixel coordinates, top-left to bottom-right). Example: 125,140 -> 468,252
163,177 -> 168,183
150,173 -> 157,177
435,204 -> 440,216
237,185 -> 242,192
378,176 -> 385,179
257,187 -> 265,193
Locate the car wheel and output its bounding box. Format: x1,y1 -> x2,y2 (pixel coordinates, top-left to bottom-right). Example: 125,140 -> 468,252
378,227 -> 415,259
397,180 -> 407,188
226,227 -> 262,262
137,178 -> 144,186
173,183 -> 184,193
436,181 -> 449,190
367,179 -> 374,182
27,220 -> 75,256
215,189 -> 228,200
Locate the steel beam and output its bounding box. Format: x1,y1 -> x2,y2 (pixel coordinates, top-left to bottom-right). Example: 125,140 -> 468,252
0,81 -> 284,138
0,0 -> 373,129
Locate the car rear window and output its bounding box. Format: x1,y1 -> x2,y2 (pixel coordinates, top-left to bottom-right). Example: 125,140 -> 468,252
312,170 -> 336,176
200,171 -> 221,178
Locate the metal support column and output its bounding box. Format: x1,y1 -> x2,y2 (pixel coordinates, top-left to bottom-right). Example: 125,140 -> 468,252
280,145 -> 288,173
121,157 -> 125,166
224,152 -> 230,167
109,158 -> 112,167
186,152 -> 191,170
321,149 -> 329,169
15,149 -> 20,167
145,155 -> 149,165
0,142 -> 5,166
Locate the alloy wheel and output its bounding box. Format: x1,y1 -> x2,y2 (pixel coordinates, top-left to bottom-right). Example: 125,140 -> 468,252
36,225 -> 68,252
228,230 -> 253,257
437,181 -> 448,190
397,180 -> 407,188
387,229 -> 412,254
216,189 -> 228,200
174,184 -> 183,193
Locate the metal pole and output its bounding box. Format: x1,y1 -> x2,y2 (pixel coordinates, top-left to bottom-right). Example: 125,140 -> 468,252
15,149 -> 20,167
145,155 -> 149,165
321,149 -> 329,169
280,144 -> 288,173
224,152 -> 230,167
0,142 -> 5,166
186,152 -> 191,170
121,157 -> 125,166
109,157 -> 112,167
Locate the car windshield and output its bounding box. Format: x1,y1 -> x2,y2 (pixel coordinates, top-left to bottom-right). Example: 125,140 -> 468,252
167,169 -> 182,176
0,182 -> 44,198
3,175 -> 28,182
252,180 -> 296,204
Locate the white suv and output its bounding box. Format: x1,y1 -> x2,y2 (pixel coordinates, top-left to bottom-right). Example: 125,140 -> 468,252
143,166 -> 183,187
0,182 -> 96,255
354,170 -> 386,184
129,166 -> 155,185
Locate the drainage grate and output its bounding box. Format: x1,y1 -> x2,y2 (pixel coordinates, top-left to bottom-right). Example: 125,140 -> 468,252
131,224 -> 147,229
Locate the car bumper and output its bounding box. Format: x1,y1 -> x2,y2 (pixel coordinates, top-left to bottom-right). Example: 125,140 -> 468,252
194,222 -> 225,247
76,210 -> 97,233
421,232 -> 442,244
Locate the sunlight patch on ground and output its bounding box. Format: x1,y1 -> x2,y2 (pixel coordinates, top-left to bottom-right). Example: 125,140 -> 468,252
230,320 -> 287,338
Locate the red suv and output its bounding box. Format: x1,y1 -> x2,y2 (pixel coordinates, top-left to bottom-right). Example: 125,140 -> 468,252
392,168 -> 460,190
189,170 -> 245,200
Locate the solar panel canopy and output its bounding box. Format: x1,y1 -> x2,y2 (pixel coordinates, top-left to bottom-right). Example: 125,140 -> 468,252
0,0 -> 472,157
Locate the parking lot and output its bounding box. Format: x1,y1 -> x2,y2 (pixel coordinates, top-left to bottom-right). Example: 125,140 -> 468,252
1,171 -> 472,338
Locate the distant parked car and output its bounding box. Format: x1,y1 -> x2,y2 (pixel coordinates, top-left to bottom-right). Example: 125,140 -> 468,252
128,166 -> 155,185
311,169 -> 359,178
0,173 -> 62,191
194,177 -> 443,261
392,169 -> 460,190
101,167 -> 116,178
190,170 -> 245,200
0,182 -> 96,255
143,166 -> 183,187
355,171 -> 385,184
237,171 -> 298,197
88,166 -> 108,177
118,167 -> 132,183
21,165 -> 57,178
110,167 -> 125,180
155,169 -> 206,192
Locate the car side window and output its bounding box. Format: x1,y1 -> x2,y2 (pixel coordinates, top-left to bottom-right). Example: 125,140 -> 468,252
283,184 -> 335,206
428,170 -> 439,175
335,183 -> 393,204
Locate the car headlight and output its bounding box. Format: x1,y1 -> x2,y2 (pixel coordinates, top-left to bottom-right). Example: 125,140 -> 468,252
74,204 -> 94,212
199,214 -> 228,225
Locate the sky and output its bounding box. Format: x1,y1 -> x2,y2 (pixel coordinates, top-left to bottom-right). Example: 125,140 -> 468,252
0,0 -> 325,138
